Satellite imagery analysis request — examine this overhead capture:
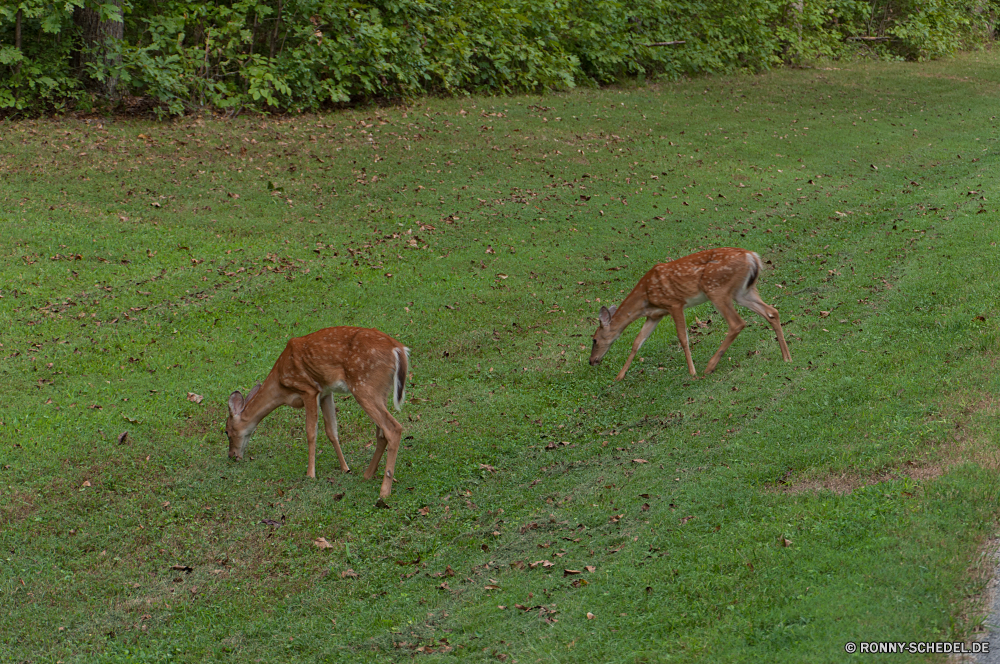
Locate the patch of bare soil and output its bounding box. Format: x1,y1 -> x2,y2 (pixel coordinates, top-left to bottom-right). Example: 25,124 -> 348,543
772,462 -> 946,496
773,392 -> 1000,496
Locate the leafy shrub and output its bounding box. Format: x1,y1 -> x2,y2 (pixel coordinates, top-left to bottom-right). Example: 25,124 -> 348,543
0,0 -> 995,115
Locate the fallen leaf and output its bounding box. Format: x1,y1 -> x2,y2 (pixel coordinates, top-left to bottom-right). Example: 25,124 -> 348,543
632,458 -> 648,464
563,569 -> 581,576
170,565 -> 193,573
479,463 -> 497,473
437,582 -> 451,591
81,480 -> 91,488
313,537 -> 333,549
586,612 -> 596,620
418,506 -> 430,516
117,431 -> 128,445
186,392 -> 204,404
679,515 -> 695,525
781,537 -> 793,548
584,565 -> 596,572
819,311 -> 830,318
261,519 -> 282,527
484,584 -> 501,590
529,560 -> 555,568
340,568 -> 359,579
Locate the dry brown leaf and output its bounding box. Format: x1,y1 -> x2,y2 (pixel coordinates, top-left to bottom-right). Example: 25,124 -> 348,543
340,568 -> 359,578
586,612 -> 596,620
313,537 -> 333,549
186,392 -> 204,404
632,458 -> 648,464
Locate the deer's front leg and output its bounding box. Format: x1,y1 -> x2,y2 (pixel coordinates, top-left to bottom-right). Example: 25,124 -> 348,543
616,317 -> 661,381
303,391 -> 320,478
320,394 -> 350,473
670,307 -> 697,376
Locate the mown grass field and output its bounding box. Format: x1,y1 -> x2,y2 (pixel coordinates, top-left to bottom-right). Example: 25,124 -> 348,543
3,53 -> 1000,663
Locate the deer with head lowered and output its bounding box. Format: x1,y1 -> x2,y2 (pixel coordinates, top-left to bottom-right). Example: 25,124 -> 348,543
225,326 -> 410,501
589,248 -> 790,380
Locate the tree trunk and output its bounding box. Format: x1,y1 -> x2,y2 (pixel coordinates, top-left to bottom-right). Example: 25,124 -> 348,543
74,0 -> 124,97
14,9 -> 22,75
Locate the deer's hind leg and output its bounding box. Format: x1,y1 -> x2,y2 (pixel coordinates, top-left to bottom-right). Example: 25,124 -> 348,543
736,287 -> 791,361
356,387 -> 404,499
704,297 -> 746,375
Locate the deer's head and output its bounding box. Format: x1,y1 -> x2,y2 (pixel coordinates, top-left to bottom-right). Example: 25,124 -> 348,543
225,383 -> 261,459
589,305 -> 618,366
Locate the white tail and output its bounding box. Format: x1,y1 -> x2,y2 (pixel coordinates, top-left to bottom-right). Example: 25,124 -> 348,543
392,346 -> 409,412
225,326 -> 410,501
589,247 -> 790,380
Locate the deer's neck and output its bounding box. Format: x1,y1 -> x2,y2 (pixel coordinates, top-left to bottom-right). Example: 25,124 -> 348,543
609,289 -> 650,337
236,375 -> 285,435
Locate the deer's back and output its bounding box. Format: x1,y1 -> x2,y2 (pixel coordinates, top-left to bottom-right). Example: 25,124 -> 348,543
644,248 -> 754,306
275,327 -> 403,394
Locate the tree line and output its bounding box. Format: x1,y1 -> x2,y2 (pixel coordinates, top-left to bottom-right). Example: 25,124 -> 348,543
0,0 -> 995,116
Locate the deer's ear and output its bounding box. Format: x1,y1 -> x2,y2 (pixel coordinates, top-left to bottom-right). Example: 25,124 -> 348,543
246,382 -> 262,403
599,306 -> 613,328
228,391 -> 244,416
608,305 -> 617,317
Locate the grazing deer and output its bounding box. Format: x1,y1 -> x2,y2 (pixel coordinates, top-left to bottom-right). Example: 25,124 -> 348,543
225,326 -> 410,501
589,248 -> 790,380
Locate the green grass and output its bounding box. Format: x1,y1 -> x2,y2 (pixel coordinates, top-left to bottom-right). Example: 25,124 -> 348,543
3,52 -> 1000,663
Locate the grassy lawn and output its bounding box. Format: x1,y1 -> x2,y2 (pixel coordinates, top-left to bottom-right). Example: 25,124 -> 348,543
3,52 -> 1000,663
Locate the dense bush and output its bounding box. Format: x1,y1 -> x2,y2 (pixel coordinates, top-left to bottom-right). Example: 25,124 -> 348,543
0,0 -> 996,115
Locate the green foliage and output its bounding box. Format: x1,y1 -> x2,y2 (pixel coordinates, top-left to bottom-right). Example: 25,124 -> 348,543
0,0 -> 996,113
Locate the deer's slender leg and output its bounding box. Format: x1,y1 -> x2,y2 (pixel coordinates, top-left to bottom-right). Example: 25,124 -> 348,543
704,297 -> 746,374
365,426 -> 388,481
320,394 -> 350,473
670,306 -> 697,376
615,317 -> 662,381
304,391 -> 321,478
736,289 -> 791,361
356,388 -> 403,498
